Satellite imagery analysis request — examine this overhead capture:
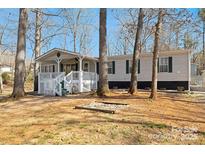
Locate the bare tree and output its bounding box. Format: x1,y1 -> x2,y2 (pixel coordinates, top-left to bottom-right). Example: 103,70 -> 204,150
12,8 -> 28,98
199,9 -> 205,56
150,9 -> 164,100
62,9 -> 83,53
128,8 -> 144,94
0,72 -> 2,93
97,8 -> 110,96
33,9 -> 42,91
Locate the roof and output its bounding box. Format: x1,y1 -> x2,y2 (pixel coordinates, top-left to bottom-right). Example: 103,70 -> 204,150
107,50 -> 191,60
36,48 -> 190,62
36,48 -> 98,62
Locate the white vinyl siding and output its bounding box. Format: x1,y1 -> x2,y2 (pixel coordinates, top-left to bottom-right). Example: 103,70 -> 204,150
107,51 -> 189,82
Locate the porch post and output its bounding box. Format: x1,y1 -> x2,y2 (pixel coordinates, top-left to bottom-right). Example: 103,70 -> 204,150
94,61 -> 96,73
79,57 -> 83,92
39,62 -> 41,72
55,58 -> 62,73
57,60 -> 60,73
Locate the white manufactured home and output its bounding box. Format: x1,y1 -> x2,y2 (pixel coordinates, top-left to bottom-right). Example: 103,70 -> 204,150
36,48 -> 191,96
106,50 -> 191,90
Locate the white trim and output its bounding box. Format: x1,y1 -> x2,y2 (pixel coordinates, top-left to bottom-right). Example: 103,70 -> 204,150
36,48 -> 98,62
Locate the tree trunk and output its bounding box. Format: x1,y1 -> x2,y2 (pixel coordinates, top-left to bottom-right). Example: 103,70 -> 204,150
0,73 -> 2,93
12,8 -> 28,98
150,9 -> 164,100
203,21 -> 205,69
73,30 -> 76,52
97,8 -> 110,96
34,9 -> 42,92
128,8 -> 144,95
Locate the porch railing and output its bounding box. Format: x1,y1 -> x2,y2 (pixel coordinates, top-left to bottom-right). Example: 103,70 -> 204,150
38,72 -> 64,95
38,71 -> 97,96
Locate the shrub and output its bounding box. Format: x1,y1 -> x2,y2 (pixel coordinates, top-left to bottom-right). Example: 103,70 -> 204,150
2,72 -> 11,84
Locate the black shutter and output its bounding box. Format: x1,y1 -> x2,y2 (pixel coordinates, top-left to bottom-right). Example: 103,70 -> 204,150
138,59 -> 140,74
126,60 -> 129,74
112,61 -> 115,74
75,63 -> 78,71
53,65 -> 55,72
96,62 -> 99,74
60,63 -> 63,72
157,58 -> 159,73
168,57 -> 172,73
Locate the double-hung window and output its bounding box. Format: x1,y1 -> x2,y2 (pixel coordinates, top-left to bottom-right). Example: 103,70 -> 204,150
108,62 -> 113,74
159,57 -> 169,73
107,61 -> 115,74
126,59 -> 140,74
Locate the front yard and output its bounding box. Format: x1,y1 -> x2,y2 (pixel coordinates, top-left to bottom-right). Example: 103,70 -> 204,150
0,87 -> 205,144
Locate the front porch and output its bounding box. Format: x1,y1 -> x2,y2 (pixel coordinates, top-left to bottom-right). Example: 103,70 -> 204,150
36,48 -> 98,96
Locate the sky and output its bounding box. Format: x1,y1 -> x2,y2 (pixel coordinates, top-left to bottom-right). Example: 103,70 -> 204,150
0,8 -> 202,59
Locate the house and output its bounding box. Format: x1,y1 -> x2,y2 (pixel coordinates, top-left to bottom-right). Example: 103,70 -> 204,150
0,51 -> 15,74
36,48 -> 191,96
106,50 -> 191,90
36,48 -> 98,96
0,64 -> 13,73
0,50 -> 32,74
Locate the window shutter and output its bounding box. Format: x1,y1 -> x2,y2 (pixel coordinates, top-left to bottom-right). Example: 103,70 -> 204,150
96,62 -> 99,74
112,61 -> 115,74
75,63 -> 78,71
138,59 -> 140,74
168,57 -> 172,73
157,58 -> 159,73
60,63 -> 64,72
126,60 -> 129,74
53,65 -> 55,72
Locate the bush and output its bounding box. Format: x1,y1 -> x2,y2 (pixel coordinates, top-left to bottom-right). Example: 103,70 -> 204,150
2,72 -> 11,84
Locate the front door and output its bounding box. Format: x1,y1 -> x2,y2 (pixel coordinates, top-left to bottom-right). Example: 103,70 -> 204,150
65,64 -> 77,74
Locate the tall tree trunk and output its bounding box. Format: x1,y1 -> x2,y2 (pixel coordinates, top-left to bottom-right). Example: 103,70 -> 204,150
123,37 -> 128,55
97,8 -> 110,96
34,9 -> 42,91
12,8 -> 28,98
203,21 -> 205,69
128,8 -> 144,95
150,9 -> 164,100
73,30 -> 76,52
0,73 -> 2,93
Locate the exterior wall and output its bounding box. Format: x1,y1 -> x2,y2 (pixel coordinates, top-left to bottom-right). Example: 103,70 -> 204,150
107,51 -> 190,82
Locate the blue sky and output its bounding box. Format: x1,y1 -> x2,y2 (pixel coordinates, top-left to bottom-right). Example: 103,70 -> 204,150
0,8 -> 201,59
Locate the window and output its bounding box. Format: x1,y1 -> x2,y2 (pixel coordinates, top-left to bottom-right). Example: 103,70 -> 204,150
159,57 -> 169,72
108,62 -> 113,74
41,65 -> 55,72
49,65 -> 53,72
126,60 -> 140,74
65,64 -> 77,74
83,62 -> 89,72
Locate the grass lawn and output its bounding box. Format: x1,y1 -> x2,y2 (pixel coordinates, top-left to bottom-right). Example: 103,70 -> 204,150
0,85 -> 205,144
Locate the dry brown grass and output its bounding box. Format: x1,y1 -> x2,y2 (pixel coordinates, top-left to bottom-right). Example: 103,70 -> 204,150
0,86 -> 205,144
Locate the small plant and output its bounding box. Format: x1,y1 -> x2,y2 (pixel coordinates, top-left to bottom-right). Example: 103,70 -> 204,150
2,72 -> 11,84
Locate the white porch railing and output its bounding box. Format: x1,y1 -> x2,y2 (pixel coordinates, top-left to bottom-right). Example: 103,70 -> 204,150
38,71 -> 97,96
64,71 -> 97,93
38,72 -> 65,96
